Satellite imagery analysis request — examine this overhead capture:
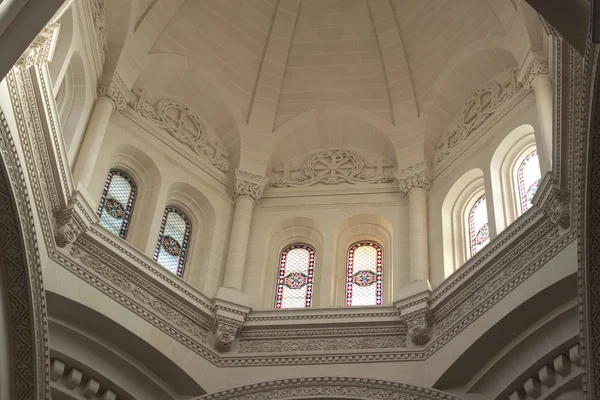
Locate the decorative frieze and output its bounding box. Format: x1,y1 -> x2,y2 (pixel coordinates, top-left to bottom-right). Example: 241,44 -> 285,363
130,89 -> 229,171
395,161 -> 430,193
91,0 -> 108,64
233,169 -> 268,203
435,70 -> 522,163
272,148 -> 393,187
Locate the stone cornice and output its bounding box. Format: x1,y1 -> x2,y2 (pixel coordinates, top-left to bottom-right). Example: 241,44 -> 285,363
395,161 -> 430,193
233,169 -> 268,203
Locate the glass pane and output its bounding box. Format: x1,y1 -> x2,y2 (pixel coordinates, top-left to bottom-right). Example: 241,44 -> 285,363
97,171 -> 136,238
518,150 -> 541,213
469,195 -> 489,256
346,242 -> 382,306
275,245 -> 315,309
154,207 -> 191,277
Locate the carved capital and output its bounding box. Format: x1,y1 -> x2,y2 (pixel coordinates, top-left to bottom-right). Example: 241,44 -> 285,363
233,169 -> 268,203
402,310 -> 432,346
520,55 -> 550,90
17,24 -> 60,68
214,316 -> 243,352
54,192 -> 98,248
98,73 -> 132,110
395,161 -> 430,193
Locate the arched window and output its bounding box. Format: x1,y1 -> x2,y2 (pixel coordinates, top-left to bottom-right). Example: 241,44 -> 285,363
275,244 -> 315,309
517,150 -> 541,213
345,241 -> 382,306
153,207 -> 191,278
469,195 -> 489,257
97,170 -> 136,239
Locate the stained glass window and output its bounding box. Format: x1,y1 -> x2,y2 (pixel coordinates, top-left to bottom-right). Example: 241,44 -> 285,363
275,244 -> 315,309
469,194 -> 489,257
345,242 -> 382,306
517,150 -> 541,214
153,207 -> 191,278
97,170 -> 136,239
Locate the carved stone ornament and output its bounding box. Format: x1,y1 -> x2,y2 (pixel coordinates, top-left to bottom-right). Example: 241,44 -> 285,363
435,70 -> 522,163
401,310 -> 432,346
520,56 -> 550,90
541,187 -> 570,229
272,148 -> 393,187
233,169 -> 268,203
98,73 -> 131,110
17,24 -> 60,68
395,161 -> 430,193
196,377 -> 463,400
90,0 -> 107,64
214,316 -> 242,352
130,89 -> 229,171
54,193 -> 98,248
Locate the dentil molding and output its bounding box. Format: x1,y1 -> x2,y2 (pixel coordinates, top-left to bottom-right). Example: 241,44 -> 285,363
233,169 -> 268,203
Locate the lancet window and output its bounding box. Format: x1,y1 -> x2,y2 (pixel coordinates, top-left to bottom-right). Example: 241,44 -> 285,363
275,244 -> 315,309
345,242 -> 383,306
469,194 -> 489,256
97,170 -> 136,239
154,207 -> 191,277
517,150 -> 541,213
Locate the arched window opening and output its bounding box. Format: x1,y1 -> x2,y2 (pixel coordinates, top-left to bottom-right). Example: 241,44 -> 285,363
469,195 -> 489,257
97,170 -> 136,239
517,150 -> 541,213
345,242 -> 382,306
153,207 -> 191,278
275,244 -> 315,309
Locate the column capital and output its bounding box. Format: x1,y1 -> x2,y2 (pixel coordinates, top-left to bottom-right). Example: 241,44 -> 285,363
233,169 -> 268,203
395,161 -> 430,194
17,24 -> 60,68
519,52 -> 550,90
97,73 -> 132,110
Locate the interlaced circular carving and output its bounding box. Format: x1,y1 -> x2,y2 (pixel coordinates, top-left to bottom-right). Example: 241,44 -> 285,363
303,149 -> 364,183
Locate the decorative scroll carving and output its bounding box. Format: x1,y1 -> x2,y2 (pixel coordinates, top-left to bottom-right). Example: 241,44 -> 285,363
90,0 -> 107,64
98,74 -> 131,111
233,169 -> 268,202
240,334 -> 406,353
17,24 -> 59,68
214,316 -> 242,353
130,89 -> 229,171
195,377 -> 463,400
272,149 -> 393,187
435,70 -> 522,163
395,161 -> 430,193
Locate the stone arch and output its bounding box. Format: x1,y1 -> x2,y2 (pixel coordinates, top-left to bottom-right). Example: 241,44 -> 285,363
194,377 -> 462,400
332,214 -> 394,307
0,108 -> 50,399
104,143 -> 162,250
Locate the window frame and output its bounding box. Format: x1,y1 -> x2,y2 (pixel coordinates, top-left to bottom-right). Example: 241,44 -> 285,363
96,169 -> 137,239
274,243 -> 316,309
345,241 -> 383,307
515,149 -> 541,215
153,206 -> 192,278
467,194 -> 490,257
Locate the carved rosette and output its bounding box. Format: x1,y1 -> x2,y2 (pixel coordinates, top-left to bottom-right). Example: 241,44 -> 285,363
98,74 -> 132,110
233,169 -> 268,203
17,24 -> 60,68
402,310 -> 432,346
214,316 -> 243,353
521,56 -> 550,90
395,161 -> 431,194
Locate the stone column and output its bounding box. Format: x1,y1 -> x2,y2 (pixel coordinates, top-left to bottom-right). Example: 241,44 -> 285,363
72,75 -> 130,188
395,162 -> 430,283
222,170 -> 268,291
522,55 -> 552,173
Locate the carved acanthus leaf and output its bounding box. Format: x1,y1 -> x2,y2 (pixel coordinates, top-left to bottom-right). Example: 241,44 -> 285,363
130,90 -> 229,171
272,149 -> 393,187
435,70 -> 522,163
395,161 -> 430,193
98,74 -> 131,110
233,169 -> 268,202
240,334 -> 406,353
